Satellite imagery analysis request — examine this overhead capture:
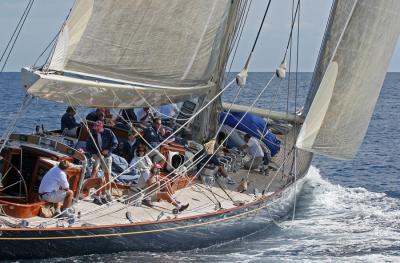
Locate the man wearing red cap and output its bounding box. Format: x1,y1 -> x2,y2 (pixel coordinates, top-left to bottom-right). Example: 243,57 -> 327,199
86,120 -> 118,204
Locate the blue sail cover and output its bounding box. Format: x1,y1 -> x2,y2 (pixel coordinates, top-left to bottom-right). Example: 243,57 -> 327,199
219,111 -> 281,156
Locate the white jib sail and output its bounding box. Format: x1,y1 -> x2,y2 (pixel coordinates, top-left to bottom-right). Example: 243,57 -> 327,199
297,0 -> 400,160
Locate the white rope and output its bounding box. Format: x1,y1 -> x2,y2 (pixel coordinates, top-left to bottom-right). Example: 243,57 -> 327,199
68,74 -> 274,223
40,79 -> 236,223
87,79 -> 236,198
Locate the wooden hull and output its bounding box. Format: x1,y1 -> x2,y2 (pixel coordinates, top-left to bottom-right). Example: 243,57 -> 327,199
0,174 -> 307,260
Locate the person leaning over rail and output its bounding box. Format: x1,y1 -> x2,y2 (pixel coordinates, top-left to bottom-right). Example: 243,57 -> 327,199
38,160 -> 74,218
61,106 -> 80,137
86,121 -> 118,205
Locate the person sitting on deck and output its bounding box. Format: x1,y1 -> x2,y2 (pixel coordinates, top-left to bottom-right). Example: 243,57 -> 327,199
114,129 -> 142,163
144,163 -> 189,213
61,106 -> 80,137
114,108 -> 138,130
143,118 -> 166,163
130,144 -> 152,183
194,138 -> 235,185
158,104 -> 179,127
86,121 -> 118,205
86,108 -> 103,122
136,107 -> 155,123
121,108 -> 137,123
38,160 -> 74,217
240,134 -> 264,170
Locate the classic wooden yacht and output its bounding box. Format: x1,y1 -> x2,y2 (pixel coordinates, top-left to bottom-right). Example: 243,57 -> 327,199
1,0 -> 399,260
0,123 -> 312,259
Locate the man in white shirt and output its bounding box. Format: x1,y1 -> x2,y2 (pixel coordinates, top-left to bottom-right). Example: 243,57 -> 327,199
240,134 -> 264,170
38,160 -> 74,217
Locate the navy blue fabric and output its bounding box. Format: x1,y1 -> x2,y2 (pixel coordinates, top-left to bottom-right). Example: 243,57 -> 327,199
86,128 -> 118,157
219,111 -> 281,156
61,112 -> 79,130
111,154 -> 139,184
143,125 -> 162,148
85,111 -> 100,122
114,122 -> 131,131
114,138 -> 142,163
121,108 -> 137,122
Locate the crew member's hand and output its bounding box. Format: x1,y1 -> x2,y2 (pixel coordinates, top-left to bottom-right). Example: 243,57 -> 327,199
102,150 -> 109,155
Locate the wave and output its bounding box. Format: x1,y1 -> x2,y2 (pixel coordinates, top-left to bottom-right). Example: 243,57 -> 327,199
267,166 -> 400,261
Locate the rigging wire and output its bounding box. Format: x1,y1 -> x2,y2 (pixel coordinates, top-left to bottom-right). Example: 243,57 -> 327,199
43,74 -> 275,226
69,78 -> 238,205
289,0 -> 301,227
239,0 -> 272,74
0,0 -> 34,66
281,0 -> 301,63
90,72 -> 275,223
39,1 -> 287,225
0,0 -> 35,73
0,94 -> 33,155
250,0 -> 272,54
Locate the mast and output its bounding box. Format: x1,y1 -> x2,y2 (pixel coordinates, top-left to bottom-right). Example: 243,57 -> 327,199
192,0 -> 244,142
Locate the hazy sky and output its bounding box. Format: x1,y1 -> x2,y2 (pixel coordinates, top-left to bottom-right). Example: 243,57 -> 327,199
1,0 -> 399,72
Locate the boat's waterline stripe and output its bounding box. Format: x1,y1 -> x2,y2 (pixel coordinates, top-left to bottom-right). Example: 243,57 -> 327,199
0,198 -> 275,241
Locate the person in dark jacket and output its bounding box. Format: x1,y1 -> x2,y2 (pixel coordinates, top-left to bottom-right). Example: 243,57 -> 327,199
143,118 -> 163,148
143,118 -> 166,162
86,108 -> 105,123
114,129 -> 142,163
86,121 -> 118,204
61,106 -> 80,137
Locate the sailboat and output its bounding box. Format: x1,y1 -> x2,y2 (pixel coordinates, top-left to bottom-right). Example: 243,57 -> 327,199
0,0 -> 399,260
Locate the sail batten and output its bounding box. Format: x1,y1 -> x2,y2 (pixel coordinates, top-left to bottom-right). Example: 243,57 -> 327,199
298,0 -> 400,160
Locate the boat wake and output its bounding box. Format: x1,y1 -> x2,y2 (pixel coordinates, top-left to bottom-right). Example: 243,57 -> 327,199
26,166 -> 400,263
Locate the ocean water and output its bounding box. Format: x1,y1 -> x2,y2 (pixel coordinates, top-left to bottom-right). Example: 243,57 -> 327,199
0,72 -> 399,262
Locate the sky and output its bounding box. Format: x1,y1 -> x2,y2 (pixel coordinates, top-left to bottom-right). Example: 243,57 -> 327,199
1,0 -> 399,72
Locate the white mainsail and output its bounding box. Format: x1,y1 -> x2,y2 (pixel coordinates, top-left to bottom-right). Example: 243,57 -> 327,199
22,0 -> 241,107
297,0 -> 400,160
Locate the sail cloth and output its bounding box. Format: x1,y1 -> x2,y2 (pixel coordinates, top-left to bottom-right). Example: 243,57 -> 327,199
23,0 -> 236,107
297,0 -> 400,160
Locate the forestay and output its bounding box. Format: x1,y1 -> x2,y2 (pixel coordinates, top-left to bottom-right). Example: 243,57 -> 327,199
297,0 -> 400,160
23,0 -> 238,107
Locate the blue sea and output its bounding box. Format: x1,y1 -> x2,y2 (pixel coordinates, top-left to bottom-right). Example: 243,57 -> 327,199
0,72 -> 399,262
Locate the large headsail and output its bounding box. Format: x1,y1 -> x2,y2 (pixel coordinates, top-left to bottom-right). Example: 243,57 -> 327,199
297,0 -> 400,160
22,0 -> 240,107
